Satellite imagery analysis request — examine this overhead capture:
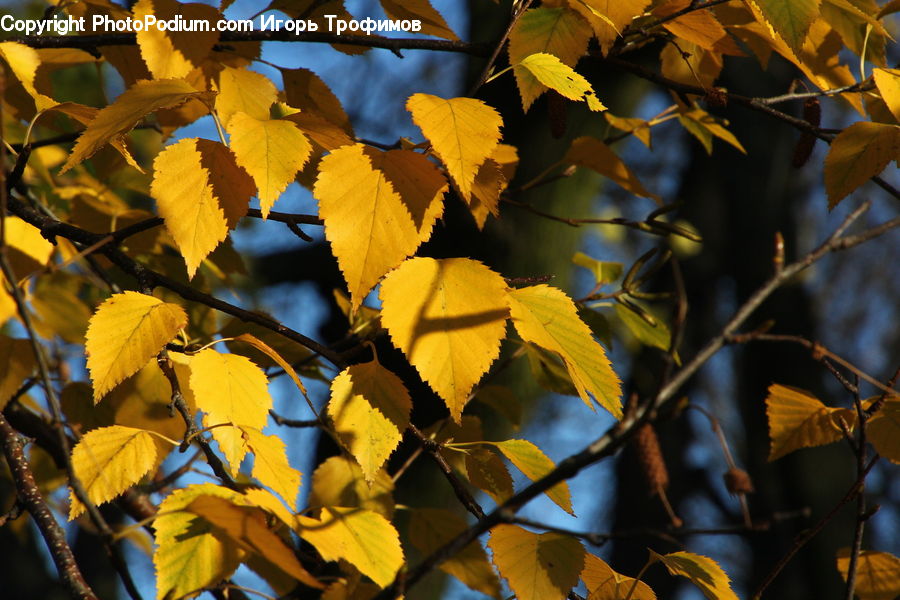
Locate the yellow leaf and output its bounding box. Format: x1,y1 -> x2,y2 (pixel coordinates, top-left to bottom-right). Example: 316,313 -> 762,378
582,552 -> 656,600
232,333 -> 308,398
656,1 -> 743,54
508,7 -> 593,111
836,549 -> 900,600
215,65 -> 277,127
4,216 -> 54,277
69,425 -> 165,519
379,257 -> 510,422
825,121 -> 900,208
380,0 -> 458,39
464,448 -> 514,505
765,384 -> 854,460
489,524 -> 585,600
873,69 -> 900,123
297,506 -> 404,588
677,107 -> 746,155
567,0 -> 650,53
281,67 -> 353,132
327,358 -> 412,483
509,285 -> 622,418
487,439 -> 574,516
468,159 -> 506,229
406,93 -> 503,201
309,455 -> 395,518
85,292 -> 187,402
605,113 -> 652,148
106,360 -> 188,442
651,550 -> 739,600
516,53 -> 606,111
409,508 -> 501,597
566,136 -> 660,201
151,138 -> 253,278
0,41 -> 56,111
748,0 -> 821,54
188,348 -> 272,474
867,398 -> 900,463
60,78 -> 207,174
229,112 -> 312,217
154,484 -> 249,600
0,337 -> 35,410
187,495 -> 323,589
133,0 -> 219,79
284,111 -> 354,151
314,144 -> 447,310
240,427 -> 302,510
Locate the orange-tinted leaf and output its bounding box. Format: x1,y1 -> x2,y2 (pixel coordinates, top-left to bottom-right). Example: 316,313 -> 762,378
489,524 -> 585,600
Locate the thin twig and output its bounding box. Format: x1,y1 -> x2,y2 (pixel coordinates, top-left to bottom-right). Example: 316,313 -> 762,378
408,424 -> 485,520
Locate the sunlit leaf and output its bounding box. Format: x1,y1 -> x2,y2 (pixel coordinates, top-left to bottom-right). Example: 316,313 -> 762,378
509,285 -> 622,418
327,358 -> 411,482
380,0 -> 458,40
489,524 -> 585,600
582,552 -> 657,600
836,548 -> 900,600
379,257 -> 510,422
240,427 -> 302,510
765,384 -> 855,460
650,550 -> 739,600
486,439 -> 574,515
824,121 -> 900,208
133,0 -> 219,79
85,292 -> 187,402
407,93 -> 503,201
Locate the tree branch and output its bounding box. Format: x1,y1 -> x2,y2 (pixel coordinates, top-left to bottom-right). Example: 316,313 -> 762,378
0,412 -> 98,600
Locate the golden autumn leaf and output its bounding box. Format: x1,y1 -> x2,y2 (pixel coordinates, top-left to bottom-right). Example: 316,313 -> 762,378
60,78 -> 207,173
409,508 -> 501,597
215,65 -> 277,127
866,398 -> 900,463
509,285 -> 622,418
489,524 -> 585,600
508,7 -> 593,111
379,257 -> 510,422
873,68 -> 900,122
0,41 -> 56,111
825,121 -> 900,208
133,0 -> 219,79
765,384 -> 855,460
582,552 -> 656,600
151,138 -> 254,278
327,358 -> 412,483
486,439 -> 574,515
228,112 -> 312,217
297,507 -> 404,588
566,136 -> 660,201
281,67 -> 353,132
187,495 -> 323,589
314,143 -> 447,310
188,348 -> 272,474
240,427 -> 302,510
309,455 -> 395,518
154,484 -> 248,600
69,425 -> 169,519
748,0 -> 821,54
568,0 -> 650,53
516,53 -> 606,111
406,93 -> 503,201
650,550 -> 739,600
3,216 -> 54,276
0,337 -> 35,410
381,0 -> 457,39
656,1 -> 743,55
85,292 -> 188,402
836,549 -> 900,600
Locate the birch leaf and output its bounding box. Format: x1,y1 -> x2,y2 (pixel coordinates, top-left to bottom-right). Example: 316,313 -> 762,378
650,550 -> 739,600
379,257 -> 510,422
229,112 -> 312,217
516,53 -> 606,111
327,358 -> 412,483
0,41 -> 57,111
489,524 -> 585,600
297,507 -> 404,588
748,0 -> 821,54
407,93 -> 502,201
68,425 -> 165,519
566,136 -> 659,201
241,427 -> 302,510
380,0 -> 458,40
85,292 -> 187,402
216,65 -> 277,127
824,121 -> 900,208
836,549 -> 900,600
315,144 -> 446,310
765,384 -> 855,460
61,78 -> 207,173
133,0 -> 219,79
487,439 -> 574,515
151,138 -> 254,278
189,348 -> 272,474
509,285 -> 622,418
